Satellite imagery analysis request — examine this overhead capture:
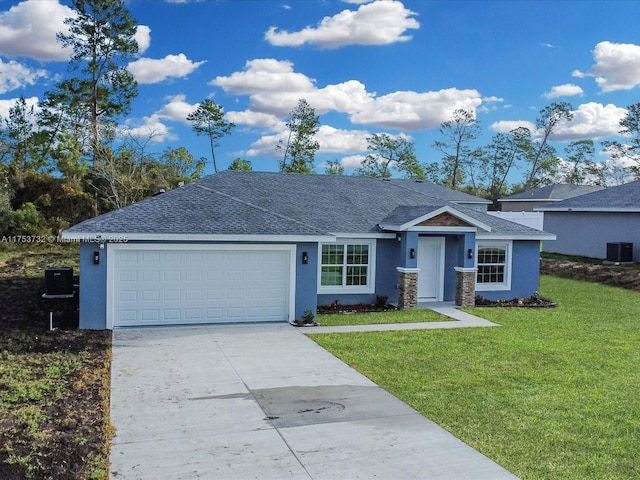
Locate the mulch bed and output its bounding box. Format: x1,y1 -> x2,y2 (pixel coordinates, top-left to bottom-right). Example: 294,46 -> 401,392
474,295 -> 556,308
317,302 -> 398,315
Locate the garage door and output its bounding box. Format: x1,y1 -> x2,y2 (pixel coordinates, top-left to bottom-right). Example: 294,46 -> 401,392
109,245 -> 294,327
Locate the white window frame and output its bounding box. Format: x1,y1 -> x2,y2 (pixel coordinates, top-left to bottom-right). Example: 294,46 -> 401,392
475,240 -> 512,291
317,239 -> 376,294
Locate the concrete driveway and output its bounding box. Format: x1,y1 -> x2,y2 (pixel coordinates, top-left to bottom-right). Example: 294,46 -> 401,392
109,324 -> 518,479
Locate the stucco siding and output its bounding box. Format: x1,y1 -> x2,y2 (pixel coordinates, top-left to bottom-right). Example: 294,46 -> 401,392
478,240 -> 541,301
543,212 -> 640,261
79,242 -> 108,330
294,242 -> 318,319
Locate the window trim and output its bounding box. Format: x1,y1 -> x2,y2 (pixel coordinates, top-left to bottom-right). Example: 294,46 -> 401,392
317,239 -> 376,294
475,240 -> 512,291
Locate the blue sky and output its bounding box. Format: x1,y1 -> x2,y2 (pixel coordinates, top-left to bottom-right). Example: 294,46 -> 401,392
1,0 -> 640,180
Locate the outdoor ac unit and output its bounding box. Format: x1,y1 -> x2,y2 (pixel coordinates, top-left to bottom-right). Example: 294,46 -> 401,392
44,267 -> 74,295
606,243 -> 633,263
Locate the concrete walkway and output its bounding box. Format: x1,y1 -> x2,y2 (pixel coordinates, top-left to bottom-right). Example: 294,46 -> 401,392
308,302 -> 500,334
109,322 -> 518,479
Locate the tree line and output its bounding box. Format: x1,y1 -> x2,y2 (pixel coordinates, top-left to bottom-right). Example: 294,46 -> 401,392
2,0 -> 639,239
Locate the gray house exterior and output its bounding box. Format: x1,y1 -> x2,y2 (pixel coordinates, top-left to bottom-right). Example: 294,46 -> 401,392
62,171 -> 553,330
538,181 -> 640,261
499,184 -> 605,212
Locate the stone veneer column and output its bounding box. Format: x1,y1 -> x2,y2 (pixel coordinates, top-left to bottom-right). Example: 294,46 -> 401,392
396,267 -> 419,310
454,267 -> 476,307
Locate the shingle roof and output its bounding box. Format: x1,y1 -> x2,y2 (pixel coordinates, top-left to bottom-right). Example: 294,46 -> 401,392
64,171 -> 550,239
500,184 -> 605,202
536,180 -> 640,212
387,179 -> 491,204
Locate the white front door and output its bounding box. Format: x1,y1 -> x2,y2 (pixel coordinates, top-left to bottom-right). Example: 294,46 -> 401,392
417,237 -> 445,302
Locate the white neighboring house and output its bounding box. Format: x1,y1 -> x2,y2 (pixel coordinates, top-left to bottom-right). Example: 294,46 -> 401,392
495,184 -> 607,232
487,211 -> 544,231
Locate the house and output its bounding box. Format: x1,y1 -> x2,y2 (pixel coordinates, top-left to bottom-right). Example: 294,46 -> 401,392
62,171 -> 554,329
499,184 -> 605,212
537,180 -> 640,261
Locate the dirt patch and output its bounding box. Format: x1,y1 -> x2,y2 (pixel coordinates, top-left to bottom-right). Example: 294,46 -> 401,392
541,256 -> 640,292
0,246 -> 111,480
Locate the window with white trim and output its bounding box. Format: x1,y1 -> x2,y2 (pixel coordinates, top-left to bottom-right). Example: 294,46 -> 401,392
319,241 -> 375,293
476,242 -> 511,290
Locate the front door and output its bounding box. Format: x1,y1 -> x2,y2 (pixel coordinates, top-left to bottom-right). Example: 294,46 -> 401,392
417,237 -> 445,302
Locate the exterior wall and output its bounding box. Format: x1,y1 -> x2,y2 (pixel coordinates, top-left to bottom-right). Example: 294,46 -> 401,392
501,200 -> 550,212
79,242 -> 108,330
543,212 -> 640,261
78,240 -> 318,329
487,211 -> 544,231
477,240 -> 542,301
294,243 -> 318,320
317,238 -> 397,307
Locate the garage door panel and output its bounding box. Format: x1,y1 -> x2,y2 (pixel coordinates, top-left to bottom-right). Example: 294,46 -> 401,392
112,246 -> 292,327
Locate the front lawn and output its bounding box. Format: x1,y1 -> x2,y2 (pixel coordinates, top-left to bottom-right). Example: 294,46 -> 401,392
310,276 -> 640,480
317,308 -> 450,326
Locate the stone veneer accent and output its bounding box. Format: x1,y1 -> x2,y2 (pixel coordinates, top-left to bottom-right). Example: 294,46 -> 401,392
397,268 -> 419,310
455,267 -> 476,307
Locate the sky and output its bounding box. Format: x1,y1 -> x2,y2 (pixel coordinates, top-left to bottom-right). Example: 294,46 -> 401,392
1,0 -> 640,181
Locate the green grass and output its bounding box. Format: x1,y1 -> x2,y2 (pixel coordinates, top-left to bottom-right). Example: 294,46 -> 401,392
317,308 -> 451,326
310,276 -> 640,480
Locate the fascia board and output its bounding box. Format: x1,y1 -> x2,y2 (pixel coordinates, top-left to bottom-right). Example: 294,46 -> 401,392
60,232 -> 337,243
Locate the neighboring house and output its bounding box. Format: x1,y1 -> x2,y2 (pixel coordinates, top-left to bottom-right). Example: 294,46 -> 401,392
62,171 -> 554,330
537,180 -> 640,261
499,184 -> 605,212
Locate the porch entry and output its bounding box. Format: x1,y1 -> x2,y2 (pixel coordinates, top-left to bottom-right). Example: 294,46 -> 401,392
417,237 -> 445,302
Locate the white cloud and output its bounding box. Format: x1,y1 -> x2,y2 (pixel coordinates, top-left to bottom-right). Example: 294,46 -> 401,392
135,25 -> 151,55
351,88 -> 482,131
214,58 -> 483,131
0,0 -> 73,61
0,59 -> 47,94
491,120 -> 536,134
155,94 -> 198,123
225,110 -> 284,130
264,0 -> 419,49
339,154 -> 367,169
573,41 -> 640,92
244,132 -> 286,157
491,102 -> 626,141
128,54 -> 205,84
120,116 -> 175,142
213,59 -> 316,97
553,102 -> 626,141
120,94 -> 197,142
315,125 -> 370,153
544,83 -> 584,99
244,124 -> 371,158
0,96 -> 39,120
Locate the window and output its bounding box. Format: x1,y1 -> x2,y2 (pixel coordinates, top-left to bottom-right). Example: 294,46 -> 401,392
319,241 -> 374,292
476,242 -> 511,290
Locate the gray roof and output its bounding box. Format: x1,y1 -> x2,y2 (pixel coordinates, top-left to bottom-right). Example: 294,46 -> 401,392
387,178 -> 491,204
500,184 -> 605,202
64,171 -> 551,239
537,180 -> 640,212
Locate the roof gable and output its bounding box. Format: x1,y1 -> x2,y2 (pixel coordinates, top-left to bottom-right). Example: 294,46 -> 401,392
378,205 -> 491,232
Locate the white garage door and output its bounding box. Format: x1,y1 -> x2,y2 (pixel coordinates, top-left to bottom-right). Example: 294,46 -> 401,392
109,245 -> 294,327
